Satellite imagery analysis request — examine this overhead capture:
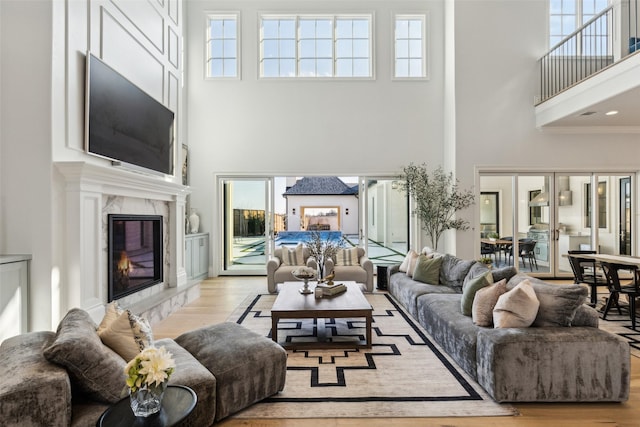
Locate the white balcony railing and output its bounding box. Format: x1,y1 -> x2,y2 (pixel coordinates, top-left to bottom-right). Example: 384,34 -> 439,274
536,1 -> 639,104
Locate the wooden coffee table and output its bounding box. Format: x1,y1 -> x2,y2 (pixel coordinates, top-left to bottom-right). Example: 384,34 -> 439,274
271,281 -> 373,350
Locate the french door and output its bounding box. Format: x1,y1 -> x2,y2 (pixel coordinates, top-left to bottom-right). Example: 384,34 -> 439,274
359,177 -> 410,267
219,177 -> 273,275
479,171 -> 634,278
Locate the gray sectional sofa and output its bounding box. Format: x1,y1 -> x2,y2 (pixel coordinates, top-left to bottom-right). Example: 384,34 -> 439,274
388,253 -> 630,402
0,310 -> 286,426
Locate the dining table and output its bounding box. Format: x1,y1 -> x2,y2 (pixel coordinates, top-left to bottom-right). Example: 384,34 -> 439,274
480,238 -> 513,264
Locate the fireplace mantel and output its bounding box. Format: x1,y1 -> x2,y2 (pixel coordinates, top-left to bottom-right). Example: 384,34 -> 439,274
55,161 -> 191,323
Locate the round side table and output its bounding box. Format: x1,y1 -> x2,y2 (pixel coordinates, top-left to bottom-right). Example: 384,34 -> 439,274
97,385 -> 197,427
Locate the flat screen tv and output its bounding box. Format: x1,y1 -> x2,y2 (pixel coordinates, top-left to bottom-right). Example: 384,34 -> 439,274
108,214 -> 163,301
85,53 -> 175,175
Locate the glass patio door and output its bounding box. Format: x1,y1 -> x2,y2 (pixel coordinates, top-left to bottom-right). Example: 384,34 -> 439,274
480,172 -> 634,278
360,177 -> 409,268
219,177 -> 273,275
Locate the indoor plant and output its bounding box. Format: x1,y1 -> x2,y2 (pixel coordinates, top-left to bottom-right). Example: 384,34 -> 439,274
398,163 -> 475,251
305,231 -> 345,278
124,346 -> 176,417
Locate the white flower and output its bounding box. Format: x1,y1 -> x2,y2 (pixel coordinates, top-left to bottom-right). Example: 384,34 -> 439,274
124,346 -> 175,392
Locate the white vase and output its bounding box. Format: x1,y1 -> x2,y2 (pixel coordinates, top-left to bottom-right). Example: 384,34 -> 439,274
189,209 -> 200,234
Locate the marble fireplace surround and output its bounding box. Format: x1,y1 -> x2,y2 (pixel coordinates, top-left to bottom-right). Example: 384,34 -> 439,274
56,161 -> 198,325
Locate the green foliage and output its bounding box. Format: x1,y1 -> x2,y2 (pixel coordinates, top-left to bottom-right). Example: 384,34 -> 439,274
398,163 -> 475,250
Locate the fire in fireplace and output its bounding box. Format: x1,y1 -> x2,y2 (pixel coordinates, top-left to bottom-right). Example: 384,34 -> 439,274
108,214 -> 163,301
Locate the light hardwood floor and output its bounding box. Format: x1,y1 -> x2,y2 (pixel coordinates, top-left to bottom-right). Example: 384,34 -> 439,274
153,277 -> 640,427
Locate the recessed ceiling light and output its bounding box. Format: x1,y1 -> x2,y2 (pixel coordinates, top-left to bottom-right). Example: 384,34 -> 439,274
580,111 -> 596,116
605,110 -> 619,116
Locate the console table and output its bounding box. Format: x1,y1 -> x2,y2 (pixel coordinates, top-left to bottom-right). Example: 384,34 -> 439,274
97,385 -> 197,427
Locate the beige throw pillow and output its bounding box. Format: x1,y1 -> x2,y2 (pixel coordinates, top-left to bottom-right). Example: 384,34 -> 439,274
335,247 -> 360,266
98,309 -> 154,361
399,250 -> 418,273
97,301 -> 123,335
281,243 -> 305,266
472,279 -> 507,326
493,279 -> 540,328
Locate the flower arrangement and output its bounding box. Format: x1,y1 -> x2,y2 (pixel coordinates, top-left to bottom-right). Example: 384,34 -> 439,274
306,231 -> 345,278
478,257 -> 493,265
125,346 -> 176,393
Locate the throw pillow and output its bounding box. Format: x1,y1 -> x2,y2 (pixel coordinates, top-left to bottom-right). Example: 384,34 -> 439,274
335,247 -> 360,266
491,266 -> 518,283
97,301 -> 123,335
460,271 -> 494,316
507,274 -> 588,327
439,255 -> 476,293
472,279 -> 507,326
43,308 -> 126,403
412,255 -> 442,285
98,309 -> 154,361
493,279 -> 540,328
281,243 -> 305,266
399,249 -> 418,273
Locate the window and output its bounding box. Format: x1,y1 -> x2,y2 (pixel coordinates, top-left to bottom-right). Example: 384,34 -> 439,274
549,0 -> 609,49
260,15 -> 372,78
394,15 -> 426,78
206,14 -> 239,78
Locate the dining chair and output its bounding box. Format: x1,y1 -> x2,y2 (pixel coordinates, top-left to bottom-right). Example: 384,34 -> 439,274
500,237 -> 513,265
600,261 -> 640,330
567,250 -> 607,306
508,239 -> 537,271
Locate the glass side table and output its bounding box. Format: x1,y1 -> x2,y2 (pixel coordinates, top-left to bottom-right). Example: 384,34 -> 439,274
97,385 -> 197,427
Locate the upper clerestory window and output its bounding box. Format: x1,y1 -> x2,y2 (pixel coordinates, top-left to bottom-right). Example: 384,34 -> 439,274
206,14 -> 240,78
260,14 -> 373,78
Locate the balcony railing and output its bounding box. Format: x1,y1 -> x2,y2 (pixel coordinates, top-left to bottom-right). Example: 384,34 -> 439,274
536,1 -> 639,104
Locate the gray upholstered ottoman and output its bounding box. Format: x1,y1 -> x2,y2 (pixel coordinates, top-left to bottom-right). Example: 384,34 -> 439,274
175,322 -> 287,421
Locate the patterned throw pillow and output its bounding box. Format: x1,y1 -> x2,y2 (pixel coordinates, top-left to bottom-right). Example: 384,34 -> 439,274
98,309 -> 154,361
335,247 -> 360,266
281,243 -> 305,266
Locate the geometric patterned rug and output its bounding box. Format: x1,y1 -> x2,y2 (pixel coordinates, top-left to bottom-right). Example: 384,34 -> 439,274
227,293 -> 517,419
597,308 -> 640,358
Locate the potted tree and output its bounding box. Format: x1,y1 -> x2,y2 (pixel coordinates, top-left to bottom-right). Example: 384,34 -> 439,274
398,163 -> 475,251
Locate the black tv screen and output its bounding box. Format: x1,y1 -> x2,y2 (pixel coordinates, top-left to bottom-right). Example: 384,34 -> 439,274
85,53 -> 174,175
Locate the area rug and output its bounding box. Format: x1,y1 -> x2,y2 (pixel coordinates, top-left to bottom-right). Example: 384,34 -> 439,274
597,308 -> 640,358
227,292 -> 517,419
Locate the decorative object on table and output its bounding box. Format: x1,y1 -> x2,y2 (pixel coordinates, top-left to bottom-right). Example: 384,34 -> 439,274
318,271 -> 335,285
291,266 -> 316,294
305,231 -> 345,279
124,346 -> 176,417
189,209 -> 200,234
316,282 -> 347,296
396,163 -> 475,250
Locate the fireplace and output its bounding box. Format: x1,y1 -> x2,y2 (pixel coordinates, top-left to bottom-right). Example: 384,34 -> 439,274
108,214 -> 163,301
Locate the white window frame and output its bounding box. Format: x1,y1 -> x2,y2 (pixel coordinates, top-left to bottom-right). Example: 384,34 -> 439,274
393,13 -> 428,80
205,13 -> 240,79
548,0 -> 610,51
259,14 -> 373,79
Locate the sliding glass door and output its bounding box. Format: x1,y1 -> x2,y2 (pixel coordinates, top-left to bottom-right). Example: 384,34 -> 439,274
220,177 -> 272,274
360,177 -> 409,267
479,171 -> 633,278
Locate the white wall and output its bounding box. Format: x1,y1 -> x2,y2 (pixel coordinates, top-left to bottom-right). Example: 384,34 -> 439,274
0,0 -> 54,330
185,0 -> 444,274
453,0 -> 640,261
1,0 -> 186,331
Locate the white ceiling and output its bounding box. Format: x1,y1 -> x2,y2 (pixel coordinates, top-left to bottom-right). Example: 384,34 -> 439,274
536,54 -> 640,130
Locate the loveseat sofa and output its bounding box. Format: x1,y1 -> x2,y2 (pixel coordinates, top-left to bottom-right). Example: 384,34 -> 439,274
388,251 -> 630,402
0,309 -> 287,426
